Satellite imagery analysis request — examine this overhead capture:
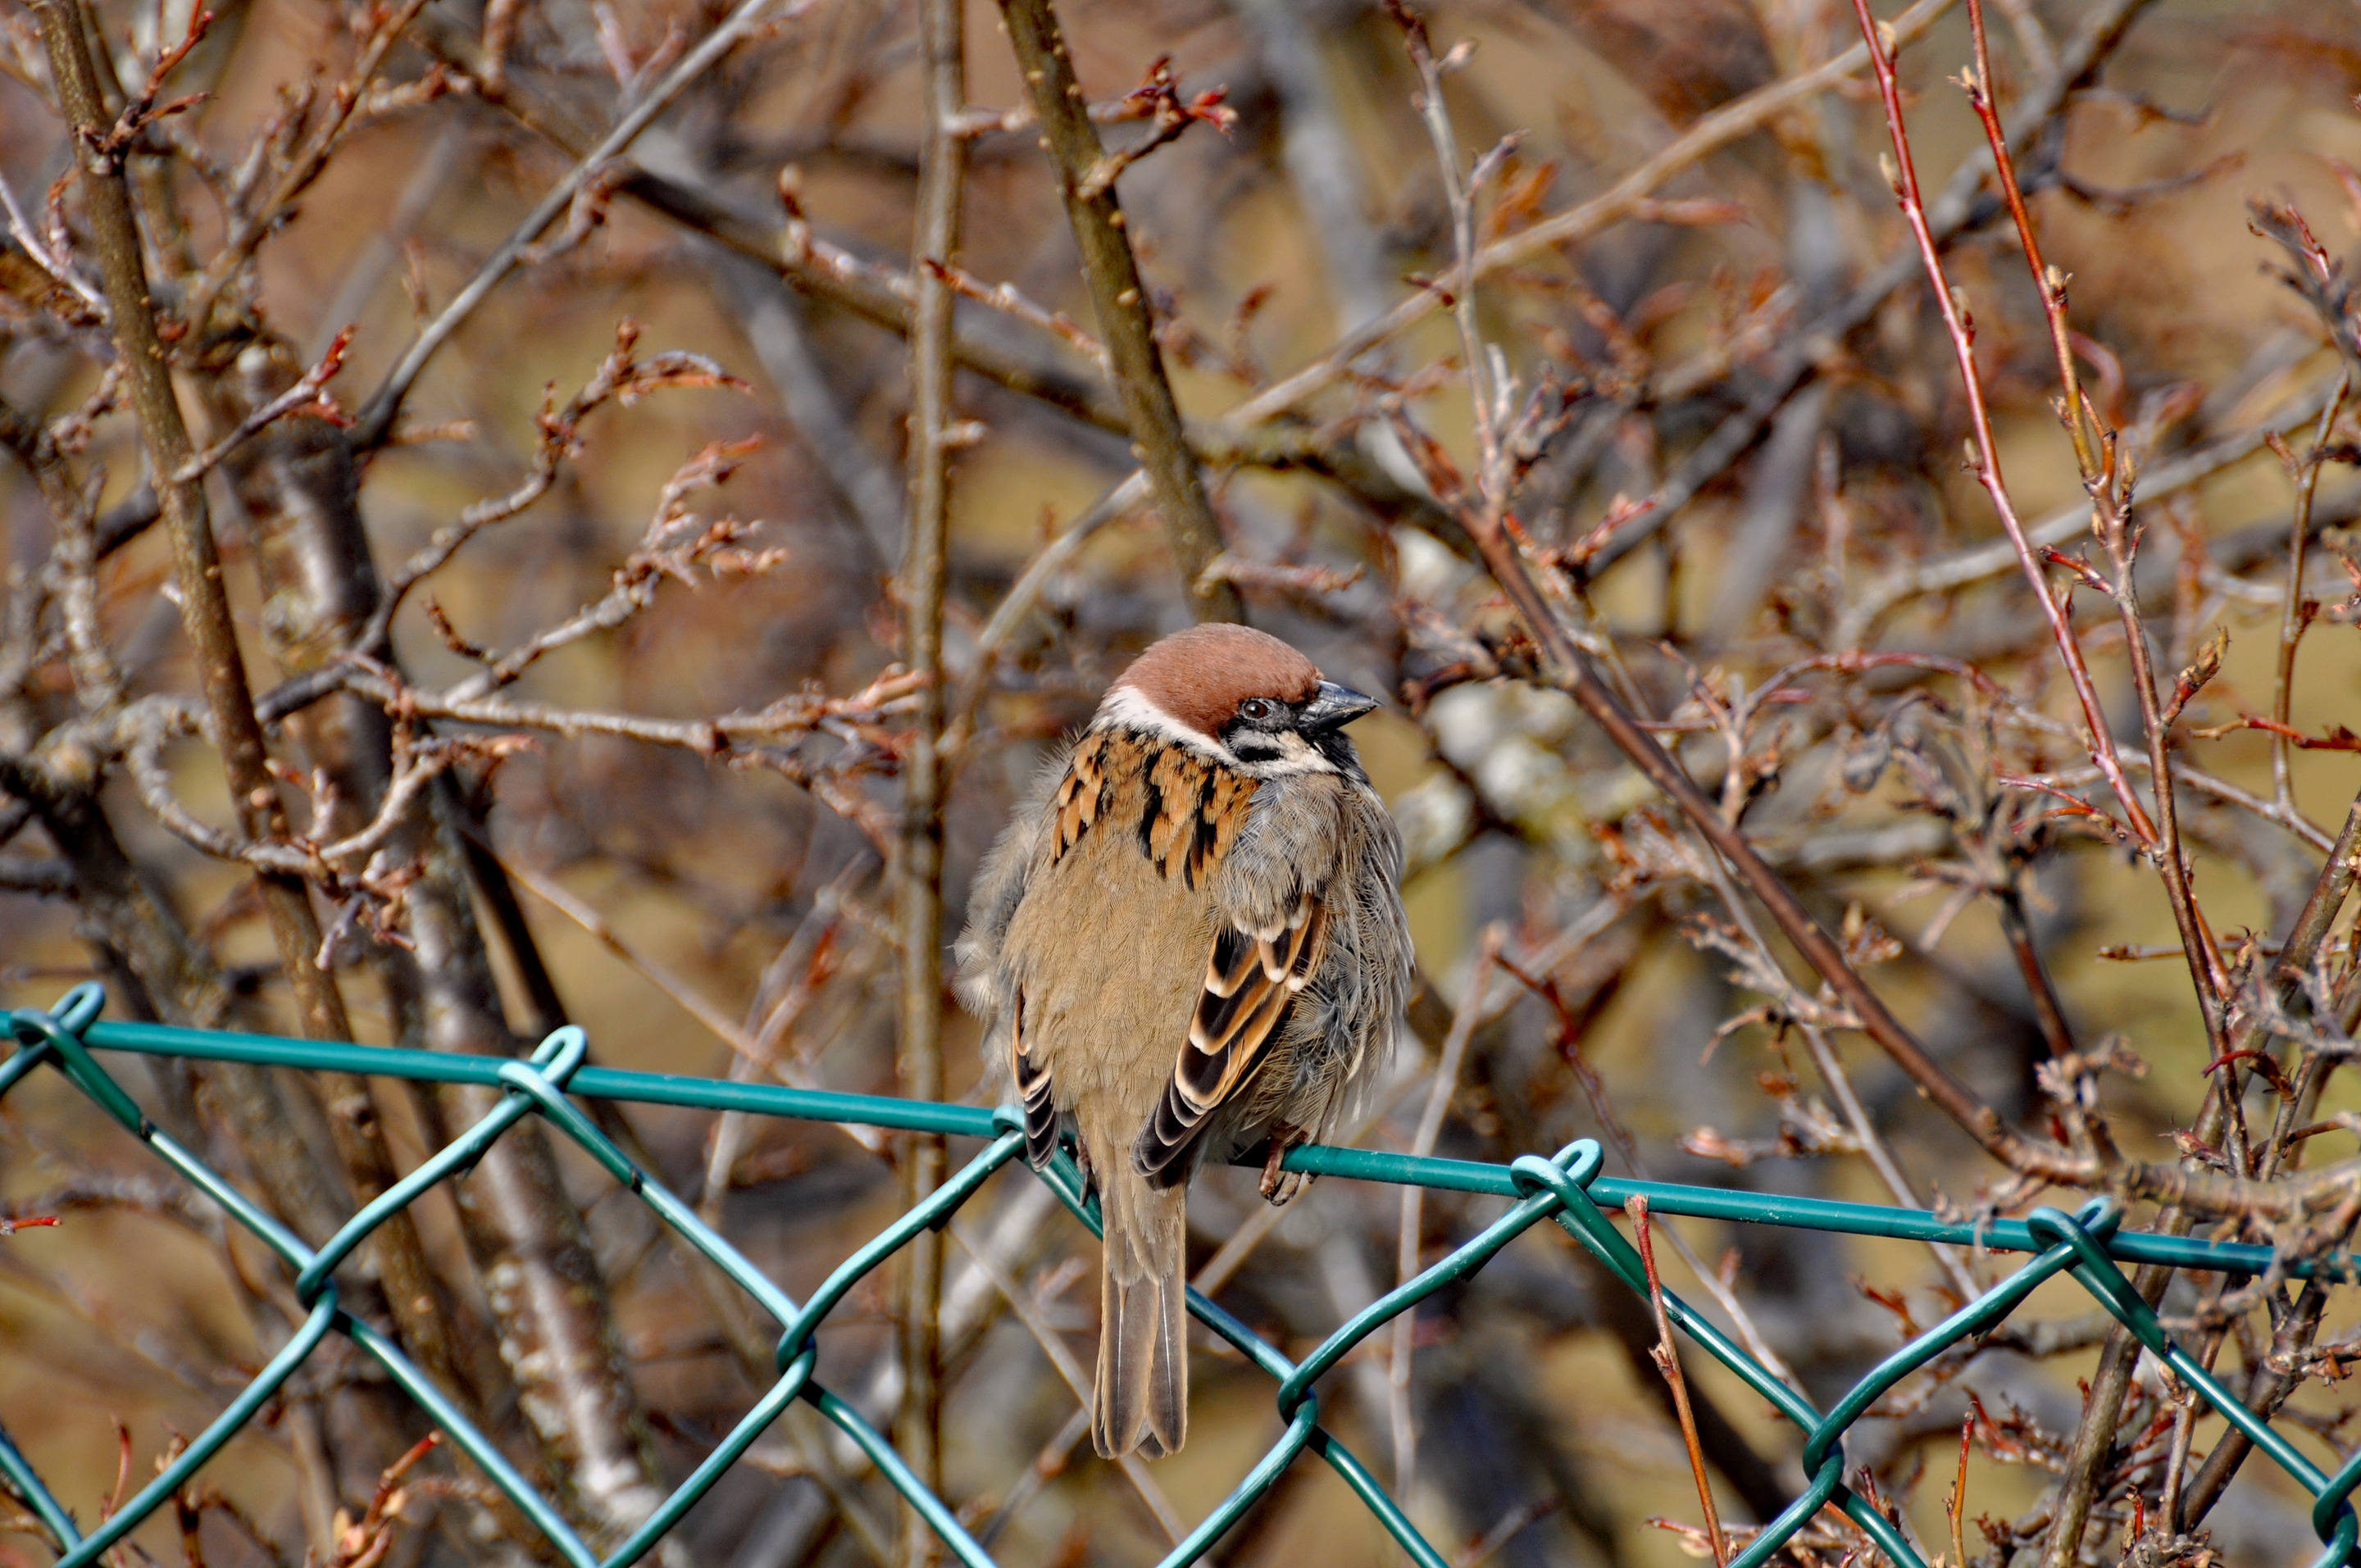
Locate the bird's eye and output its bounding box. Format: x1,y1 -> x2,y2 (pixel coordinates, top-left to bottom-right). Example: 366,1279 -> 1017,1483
1239,698 -> 1274,721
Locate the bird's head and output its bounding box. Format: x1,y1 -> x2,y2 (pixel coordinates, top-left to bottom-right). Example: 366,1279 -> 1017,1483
1097,624 -> 1379,779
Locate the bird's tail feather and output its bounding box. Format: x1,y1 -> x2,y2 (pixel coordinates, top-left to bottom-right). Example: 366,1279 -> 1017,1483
1093,1156 -> 1187,1458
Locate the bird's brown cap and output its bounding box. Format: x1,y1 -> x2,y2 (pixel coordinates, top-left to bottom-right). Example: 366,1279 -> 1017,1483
1110,625 -> 1322,737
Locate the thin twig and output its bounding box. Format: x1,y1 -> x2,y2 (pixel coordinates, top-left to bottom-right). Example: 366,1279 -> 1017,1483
895,2 -> 964,1559
2271,379 -> 2350,814
177,0 -> 432,339
1401,0 -> 2086,1187
1227,0 -> 1961,433
1627,1197 -> 1727,1567
1963,0 -> 2099,481
1692,827 -> 1983,1298
942,472 -> 1148,760
30,0 -> 353,1052
1836,372 -> 2345,646
944,1220 -> 1185,1544
1961,0 -> 2242,1063
1852,0 -> 2153,861
992,0 -> 1240,621
491,846 -> 888,1153
353,0 -> 804,446
975,1407 -> 1092,1551
1451,1498 -> 1561,1568
1391,925 -> 1502,1500
1946,1415 -> 1971,1567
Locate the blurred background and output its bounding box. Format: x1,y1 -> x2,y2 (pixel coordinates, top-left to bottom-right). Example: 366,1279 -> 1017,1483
6,0 -> 2361,1562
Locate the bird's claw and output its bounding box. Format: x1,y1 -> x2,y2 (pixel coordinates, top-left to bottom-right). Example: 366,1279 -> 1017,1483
1258,1124 -> 1312,1206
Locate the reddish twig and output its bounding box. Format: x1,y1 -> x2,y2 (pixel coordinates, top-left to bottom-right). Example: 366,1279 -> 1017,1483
1627,1198 -> 1727,1567
1390,0 -> 2082,1183
917,257 -> 1108,370
1863,0 -> 2231,1052
1072,55 -> 1235,200
91,5 -> 216,157
1947,1413 -> 1972,1567
171,325 -> 357,484
1852,0 -> 2145,848
2190,716 -> 2361,753
2268,382 -> 2352,812
329,1432 -> 441,1568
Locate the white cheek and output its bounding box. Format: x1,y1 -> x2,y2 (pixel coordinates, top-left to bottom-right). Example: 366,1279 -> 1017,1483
1094,686 -> 1240,766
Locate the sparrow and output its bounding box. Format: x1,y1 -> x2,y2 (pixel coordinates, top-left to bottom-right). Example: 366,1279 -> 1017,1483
958,623 -> 1412,1459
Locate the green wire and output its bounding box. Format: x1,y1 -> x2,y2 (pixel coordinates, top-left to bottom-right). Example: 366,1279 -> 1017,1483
4,989 -> 2356,1568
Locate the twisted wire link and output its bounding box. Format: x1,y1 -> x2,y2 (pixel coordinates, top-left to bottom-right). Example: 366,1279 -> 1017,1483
1,985 -> 2357,1568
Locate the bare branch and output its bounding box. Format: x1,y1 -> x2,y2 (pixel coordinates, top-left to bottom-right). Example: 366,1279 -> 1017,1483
994,0 -> 1240,622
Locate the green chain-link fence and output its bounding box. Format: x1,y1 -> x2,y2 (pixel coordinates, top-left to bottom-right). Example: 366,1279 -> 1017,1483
2,982 -> 2357,1568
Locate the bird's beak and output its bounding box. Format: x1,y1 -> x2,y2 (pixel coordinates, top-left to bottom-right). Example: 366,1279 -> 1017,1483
1300,679 -> 1380,734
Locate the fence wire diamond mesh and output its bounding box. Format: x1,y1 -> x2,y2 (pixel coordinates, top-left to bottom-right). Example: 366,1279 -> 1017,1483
2,984 -> 2359,1568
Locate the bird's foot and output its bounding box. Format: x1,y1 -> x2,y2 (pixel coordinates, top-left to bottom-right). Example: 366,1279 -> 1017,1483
1258,1123 -> 1312,1206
